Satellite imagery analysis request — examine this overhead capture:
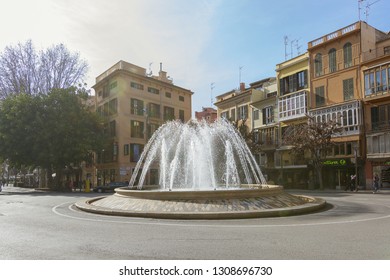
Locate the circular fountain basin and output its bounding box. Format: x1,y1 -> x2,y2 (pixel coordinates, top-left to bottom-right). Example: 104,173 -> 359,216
75,185 -> 326,219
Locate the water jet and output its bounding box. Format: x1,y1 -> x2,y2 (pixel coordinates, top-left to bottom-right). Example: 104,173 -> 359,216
76,120 -> 326,219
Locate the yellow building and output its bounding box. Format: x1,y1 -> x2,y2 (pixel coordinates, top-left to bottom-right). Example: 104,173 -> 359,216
214,82 -> 260,132
275,52 -> 310,187
91,61 -> 192,186
249,77 -> 278,181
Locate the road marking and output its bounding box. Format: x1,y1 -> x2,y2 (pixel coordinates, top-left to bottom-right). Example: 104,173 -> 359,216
51,200 -> 390,229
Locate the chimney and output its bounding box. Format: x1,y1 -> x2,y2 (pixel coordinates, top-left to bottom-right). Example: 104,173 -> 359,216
240,82 -> 245,92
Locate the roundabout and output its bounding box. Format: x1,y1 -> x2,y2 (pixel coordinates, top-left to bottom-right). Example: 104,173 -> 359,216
74,185 -> 326,219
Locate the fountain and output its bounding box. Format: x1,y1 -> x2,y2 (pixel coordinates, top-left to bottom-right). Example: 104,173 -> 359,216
76,120 -> 325,219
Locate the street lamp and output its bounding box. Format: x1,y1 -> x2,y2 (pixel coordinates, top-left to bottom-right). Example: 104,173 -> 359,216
354,145 -> 358,190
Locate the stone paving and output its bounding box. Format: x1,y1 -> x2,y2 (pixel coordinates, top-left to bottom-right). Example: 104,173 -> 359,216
91,192 -> 311,213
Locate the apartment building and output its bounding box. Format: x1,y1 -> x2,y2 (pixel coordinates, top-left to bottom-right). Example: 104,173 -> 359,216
214,82 -> 258,132
275,52 -> 310,187
361,35 -> 390,188
250,77 -> 278,181
308,21 -> 388,189
195,107 -> 217,123
91,61 -> 192,185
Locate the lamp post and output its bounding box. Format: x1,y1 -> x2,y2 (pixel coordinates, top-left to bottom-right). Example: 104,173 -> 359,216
354,146 -> 358,190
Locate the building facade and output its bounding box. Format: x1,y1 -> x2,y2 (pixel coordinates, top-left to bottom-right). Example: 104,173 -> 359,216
275,52 -> 310,187
308,21 -> 388,189
361,35 -> 390,188
92,61 -> 192,186
214,82 -> 258,132
195,107 -> 217,123
250,77 -> 278,182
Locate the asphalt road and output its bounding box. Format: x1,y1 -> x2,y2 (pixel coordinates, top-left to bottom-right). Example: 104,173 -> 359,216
1,186 -> 390,260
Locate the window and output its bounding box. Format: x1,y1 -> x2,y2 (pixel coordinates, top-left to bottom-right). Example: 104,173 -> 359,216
343,43 -> 352,68
131,120 -> 144,138
384,46 -> 390,55
231,108 -> 236,121
179,110 -> 185,122
253,109 -> 259,121
103,102 -> 109,116
130,144 -> 144,162
109,81 -> 117,90
97,106 -> 103,117
262,106 -> 273,125
109,120 -> 116,137
103,85 -> 109,98
148,87 -> 159,95
280,70 -> 308,95
179,96 -> 184,102
343,78 -> 354,101
382,68 -> 388,91
371,104 -> 390,130
238,105 -> 248,120
130,82 -> 144,90
148,103 -> 160,118
364,71 -> 375,96
163,106 -> 175,121
376,69 -> 381,92
150,169 -> 159,185
109,98 -> 117,115
124,144 -> 129,156
165,92 -> 171,98
328,48 -> 337,73
315,86 -> 325,107
148,123 -> 159,138
278,91 -> 307,121
297,70 -> 308,90
220,111 -> 229,120
130,99 -> 144,116
315,53 -> 323,77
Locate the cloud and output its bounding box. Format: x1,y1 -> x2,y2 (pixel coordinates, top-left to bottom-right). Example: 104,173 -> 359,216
0,0 -> 223,112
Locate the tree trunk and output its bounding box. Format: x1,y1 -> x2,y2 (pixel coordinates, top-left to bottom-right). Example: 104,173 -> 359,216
316,165 -> 324,190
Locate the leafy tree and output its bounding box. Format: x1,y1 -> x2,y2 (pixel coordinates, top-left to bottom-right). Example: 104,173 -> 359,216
282,116 -> 342,189
0,87 -> 105,189
231,118 -> 262,155
0,40 -> 88,98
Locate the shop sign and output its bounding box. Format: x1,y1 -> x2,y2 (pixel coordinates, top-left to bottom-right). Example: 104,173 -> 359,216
322,159 -> 348,166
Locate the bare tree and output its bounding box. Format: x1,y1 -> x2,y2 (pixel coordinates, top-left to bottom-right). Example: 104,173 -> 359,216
0,40 -> 39,96
282,115 -> 342,189
39,43 -> 88,93
0,40 -> 88,98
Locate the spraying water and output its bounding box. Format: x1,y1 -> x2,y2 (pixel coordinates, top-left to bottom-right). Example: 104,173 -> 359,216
129,119 -> 267,190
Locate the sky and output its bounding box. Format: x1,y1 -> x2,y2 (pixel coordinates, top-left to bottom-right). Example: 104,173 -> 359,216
1,0 -> 389,115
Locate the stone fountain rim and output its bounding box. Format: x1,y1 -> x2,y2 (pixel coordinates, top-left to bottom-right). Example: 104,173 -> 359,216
115,184 -> 282,200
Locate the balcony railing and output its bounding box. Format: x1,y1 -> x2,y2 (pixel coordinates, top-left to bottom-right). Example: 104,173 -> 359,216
308,22 -> 360,49
362,46 -> 390,62
368,120 -> 390,133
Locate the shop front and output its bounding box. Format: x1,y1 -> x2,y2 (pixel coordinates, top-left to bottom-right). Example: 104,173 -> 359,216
322,158 -> 363,189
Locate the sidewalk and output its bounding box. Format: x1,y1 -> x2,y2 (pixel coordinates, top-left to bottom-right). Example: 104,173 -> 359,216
0,184 -> 39,194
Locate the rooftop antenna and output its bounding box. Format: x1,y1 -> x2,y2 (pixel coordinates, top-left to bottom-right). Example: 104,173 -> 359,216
358,0 -> 365,21
365,0 -> 380,22
210,82 -> 215,107
296,38 -> 302,55
284,35 -> 289,60
239,66 -> 244,85
147,62 -> 153,77
290,38 -> 296,59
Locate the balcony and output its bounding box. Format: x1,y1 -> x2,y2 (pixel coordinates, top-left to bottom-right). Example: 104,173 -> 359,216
362,46 -> 390,62
367,120 -> 390,133
366,131 -> 390,159
308,22 -> 360,49
278,91 -> 308,122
